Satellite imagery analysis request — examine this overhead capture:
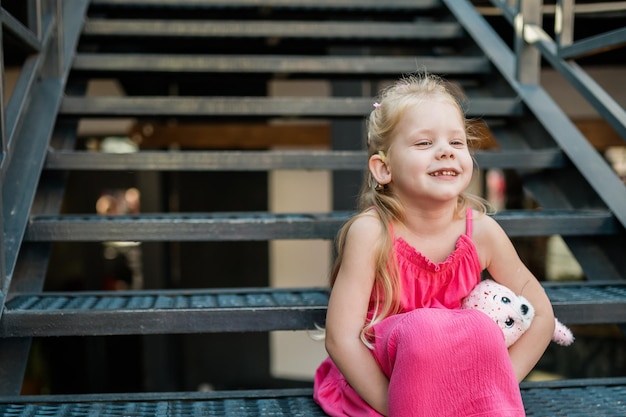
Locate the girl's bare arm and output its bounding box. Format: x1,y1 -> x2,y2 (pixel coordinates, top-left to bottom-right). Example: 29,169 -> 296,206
475,214 -> 555,382
325,215 -> 390,416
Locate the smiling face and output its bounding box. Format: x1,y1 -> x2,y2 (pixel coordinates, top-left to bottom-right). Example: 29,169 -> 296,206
378,98 -> 474,208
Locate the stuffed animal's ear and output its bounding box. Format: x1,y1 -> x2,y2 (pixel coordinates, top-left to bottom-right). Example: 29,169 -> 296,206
553,319 -> 575,346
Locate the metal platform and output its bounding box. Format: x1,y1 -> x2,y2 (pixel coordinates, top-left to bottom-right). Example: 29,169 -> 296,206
0,378 -> 624,417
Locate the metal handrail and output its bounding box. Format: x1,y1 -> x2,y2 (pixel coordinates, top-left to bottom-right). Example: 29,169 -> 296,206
0,0 -> 65,311
488,0 -> 626,140
1,1 -> 62,166
445,0 -> 626,230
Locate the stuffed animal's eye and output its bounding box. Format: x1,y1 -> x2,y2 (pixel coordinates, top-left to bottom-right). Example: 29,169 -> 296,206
504,318 -> 515,328
501,296 -> 511,304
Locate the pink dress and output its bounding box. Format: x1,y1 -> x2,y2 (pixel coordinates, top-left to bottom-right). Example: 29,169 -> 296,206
314,209 -> 525,417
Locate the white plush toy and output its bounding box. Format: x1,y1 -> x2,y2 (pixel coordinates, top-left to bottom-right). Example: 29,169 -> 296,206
461,279 -> 574,347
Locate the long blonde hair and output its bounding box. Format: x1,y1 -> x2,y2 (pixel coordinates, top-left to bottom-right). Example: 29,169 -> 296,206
330,73 -> 490,347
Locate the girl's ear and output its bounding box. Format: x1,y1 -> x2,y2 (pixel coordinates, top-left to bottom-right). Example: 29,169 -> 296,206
369,152 -> 391,185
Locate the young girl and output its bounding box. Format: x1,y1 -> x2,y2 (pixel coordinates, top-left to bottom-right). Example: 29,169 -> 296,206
313,73 -> 555,417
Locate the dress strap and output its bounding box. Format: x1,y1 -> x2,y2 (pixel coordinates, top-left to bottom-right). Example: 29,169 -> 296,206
466,207 -> 473,238
388,219 -> 396,239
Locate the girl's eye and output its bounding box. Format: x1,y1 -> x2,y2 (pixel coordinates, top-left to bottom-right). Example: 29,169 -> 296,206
451,139 -> 466,147
415,141 -> 431,147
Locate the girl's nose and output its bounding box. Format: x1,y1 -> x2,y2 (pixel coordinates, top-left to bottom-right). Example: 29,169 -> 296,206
436,142 -> 455,159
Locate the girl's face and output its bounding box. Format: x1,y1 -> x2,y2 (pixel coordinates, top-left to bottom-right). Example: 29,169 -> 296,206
384,98 -> 474,207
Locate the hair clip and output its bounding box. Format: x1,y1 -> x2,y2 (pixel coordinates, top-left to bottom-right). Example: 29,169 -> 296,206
373,102 -> 381,109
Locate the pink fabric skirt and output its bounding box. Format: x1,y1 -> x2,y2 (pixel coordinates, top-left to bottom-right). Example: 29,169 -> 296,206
314,308 -> 525,417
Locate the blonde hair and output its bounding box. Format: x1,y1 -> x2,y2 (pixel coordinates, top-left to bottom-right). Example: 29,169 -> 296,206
330,73 -> 490,347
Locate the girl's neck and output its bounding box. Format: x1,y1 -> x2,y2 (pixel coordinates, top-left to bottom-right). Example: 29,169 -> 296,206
400,203 -> 460,237
396,203 -> 466,264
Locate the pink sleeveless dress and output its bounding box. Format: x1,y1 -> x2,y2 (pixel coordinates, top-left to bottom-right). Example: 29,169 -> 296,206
314,209 -> 525,417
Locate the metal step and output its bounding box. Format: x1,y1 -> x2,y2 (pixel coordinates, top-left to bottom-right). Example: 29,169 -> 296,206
1,287 -> 329,337
88,0 -> 442,10
71,54 -> 491,76
2,282 -> 625,337
522,378 -> 626,417
544,281 -> 626,325
1,379 -> 625,416
82,19 -> 463,40
59,97 -> 523,118
0,379 -> 625,416
43,149 -> 568,171
24,210 -> 618,242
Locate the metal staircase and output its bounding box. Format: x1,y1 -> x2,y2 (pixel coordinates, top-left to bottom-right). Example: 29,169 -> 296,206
0,0 -> 625,415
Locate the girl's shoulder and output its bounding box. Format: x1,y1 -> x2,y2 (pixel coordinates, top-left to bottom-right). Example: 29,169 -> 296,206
338,211 -> 387,262
471,209 -> 511,255
471,209 -> 503,235
470,210 -> 505,270
348,209 -> 384,239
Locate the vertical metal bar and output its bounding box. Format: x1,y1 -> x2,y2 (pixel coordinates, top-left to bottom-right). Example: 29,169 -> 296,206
0,4 -> 6,295
515,0 -> 542,84
54,0 -> 64,76
41,0 -> 63,78
0,6 -> 7,338
0,25 -> 6,161
555,0 -> 574,49
28,0 -> 44,40
0,184 -> 5,300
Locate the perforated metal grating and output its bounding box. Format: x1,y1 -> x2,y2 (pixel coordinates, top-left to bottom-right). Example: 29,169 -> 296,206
0,390 -> 326,417
0,382 -> 625,416
522,383 -> 626,416
1,289 -> 330,337
5,288 -> 330,311
544,284 -> 626,303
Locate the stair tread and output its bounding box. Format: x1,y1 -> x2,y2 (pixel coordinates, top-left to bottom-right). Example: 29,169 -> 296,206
1,287 -> 328,336
24,210 -> 619,242
59,96 -> 523,118
44,149 -> 567,171
88,0 -> 442,10
82,19 -> 463,39
2,282 -> 626,336
72,53 -> 491,75
0,380 -> 625,417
